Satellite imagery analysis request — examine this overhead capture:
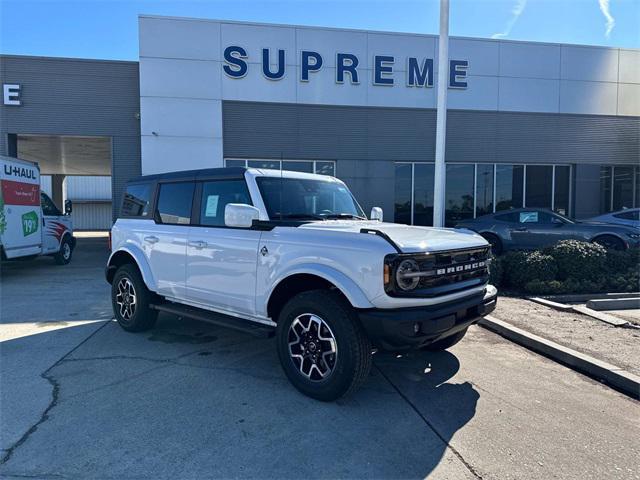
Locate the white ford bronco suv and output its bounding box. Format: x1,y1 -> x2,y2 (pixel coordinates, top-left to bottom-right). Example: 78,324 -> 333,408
106,167 -> 497,401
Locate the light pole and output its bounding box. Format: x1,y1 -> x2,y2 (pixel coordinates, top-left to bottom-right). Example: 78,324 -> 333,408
432,0 -> 449,228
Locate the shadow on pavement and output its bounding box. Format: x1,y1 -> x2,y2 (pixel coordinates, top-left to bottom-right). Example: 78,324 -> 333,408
0,314 -> 481,479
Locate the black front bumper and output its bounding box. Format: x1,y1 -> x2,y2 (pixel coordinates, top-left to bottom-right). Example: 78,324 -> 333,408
357,288 -> 497,351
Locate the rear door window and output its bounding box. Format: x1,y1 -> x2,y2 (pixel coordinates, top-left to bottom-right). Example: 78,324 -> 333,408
121,183 -> 152,217
198,180 -> 252,227
519,211 -> 539,223
156,182 -> 195,225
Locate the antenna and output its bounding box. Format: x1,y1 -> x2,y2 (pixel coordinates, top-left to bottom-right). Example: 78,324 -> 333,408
279,152 -> 283,221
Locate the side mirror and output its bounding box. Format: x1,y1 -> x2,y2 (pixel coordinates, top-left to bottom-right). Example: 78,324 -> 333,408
370,207 -> 383,222
551,217 -> 563,226
64,199 -> 73,215
225,203 -> 260,228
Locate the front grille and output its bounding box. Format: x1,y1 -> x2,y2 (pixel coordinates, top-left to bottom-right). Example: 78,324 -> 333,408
386,246 -> 490,297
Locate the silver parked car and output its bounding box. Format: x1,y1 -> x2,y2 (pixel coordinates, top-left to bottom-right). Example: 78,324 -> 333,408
587,208 -> 640,230
455,208 -> 640,254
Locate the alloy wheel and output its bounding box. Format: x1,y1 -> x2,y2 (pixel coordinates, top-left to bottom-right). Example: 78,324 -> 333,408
115,277 -> 137,320
287,313 -> 338,381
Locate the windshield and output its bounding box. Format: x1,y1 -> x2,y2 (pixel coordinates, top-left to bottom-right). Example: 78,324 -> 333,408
256,177 -> 365,220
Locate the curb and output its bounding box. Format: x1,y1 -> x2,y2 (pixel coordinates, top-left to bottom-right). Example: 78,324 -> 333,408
479,315 -> 640,400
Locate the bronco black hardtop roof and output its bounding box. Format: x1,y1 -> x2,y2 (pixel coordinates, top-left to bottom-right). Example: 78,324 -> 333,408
127,167 -> 247,184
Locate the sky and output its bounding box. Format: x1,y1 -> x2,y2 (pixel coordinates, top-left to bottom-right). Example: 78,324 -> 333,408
0,0 -> 638,61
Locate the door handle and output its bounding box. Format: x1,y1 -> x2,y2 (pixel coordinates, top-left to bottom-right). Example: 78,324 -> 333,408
188,240 -> 207,249
144,235 -> 159,244
514,227 -> 528,232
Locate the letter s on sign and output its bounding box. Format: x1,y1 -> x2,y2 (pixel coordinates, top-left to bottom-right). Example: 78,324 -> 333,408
3,84 -> 21,106
223,46 -> 248,78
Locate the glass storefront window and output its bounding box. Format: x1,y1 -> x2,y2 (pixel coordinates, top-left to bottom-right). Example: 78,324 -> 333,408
554,166 -> 570,216
393,162 -> 572,225
225,159 -> 336,176
225,159 -> 246,168
414,163 -> 435,226
445,164 -> 474,227
612,166 -> 634,210
495,165 -> 524,211
248,160 -> 280,169
475,164 -> 494,217
394,163 -> 412,225
315,161 -> 336,176
283,161 -> 313,173
600,166 -> 612,213
525,165 -> 553,209
636,168 -> 640,208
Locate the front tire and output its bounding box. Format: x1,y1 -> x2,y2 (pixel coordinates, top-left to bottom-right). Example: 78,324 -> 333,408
54,236 -> 73,265
111,264 -> 157,332
422,328 -> 468,351
276,290 -> 372,402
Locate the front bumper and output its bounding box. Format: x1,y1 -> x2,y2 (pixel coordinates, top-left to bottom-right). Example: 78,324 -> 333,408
357,286 -> 497,351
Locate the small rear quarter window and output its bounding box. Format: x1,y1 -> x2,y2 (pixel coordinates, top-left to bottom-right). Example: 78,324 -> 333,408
121,183 -> 151,217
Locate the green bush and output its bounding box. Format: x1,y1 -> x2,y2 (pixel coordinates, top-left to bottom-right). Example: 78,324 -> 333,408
605,268 -> 640,292
544,240 -> 607,281
604,249 -> 640,276
501,251 -> 557,287
488,254 -> 503,287
523,280 -> 566,295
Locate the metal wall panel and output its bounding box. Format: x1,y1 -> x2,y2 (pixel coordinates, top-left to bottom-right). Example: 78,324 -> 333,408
223,101 -> 640,165
71,202 -> 113,230
223,101 -> 640,215
0,55 -> 141,220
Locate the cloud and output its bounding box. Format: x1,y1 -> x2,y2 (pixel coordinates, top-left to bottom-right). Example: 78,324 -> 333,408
598,0 -> 615,37
491,0 -> 528,39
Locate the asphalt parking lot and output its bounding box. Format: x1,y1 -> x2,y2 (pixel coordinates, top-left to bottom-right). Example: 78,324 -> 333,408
1,238 -> 639,479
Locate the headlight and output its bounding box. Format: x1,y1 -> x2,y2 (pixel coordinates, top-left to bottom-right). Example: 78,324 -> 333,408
395,259 -> 420,291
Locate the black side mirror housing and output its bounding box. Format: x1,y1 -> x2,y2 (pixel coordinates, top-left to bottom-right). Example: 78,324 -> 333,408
64,199 -> 73,215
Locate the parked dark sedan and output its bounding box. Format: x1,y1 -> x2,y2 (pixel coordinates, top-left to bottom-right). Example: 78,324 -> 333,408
455,208 -> 640,254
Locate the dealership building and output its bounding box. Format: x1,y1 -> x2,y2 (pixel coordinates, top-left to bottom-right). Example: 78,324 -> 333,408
1,15 -> 639,228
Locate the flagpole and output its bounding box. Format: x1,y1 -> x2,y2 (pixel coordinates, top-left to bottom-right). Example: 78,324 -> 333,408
433,0 -> 449,228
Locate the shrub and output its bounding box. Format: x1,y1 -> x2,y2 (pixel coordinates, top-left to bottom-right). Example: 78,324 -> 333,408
501,251 -> 557,287
544,240 -> 606,281
604,249 -> 640,276
488,254 -> 503,287
523,280 -> 566,295
605,268 -> 640,292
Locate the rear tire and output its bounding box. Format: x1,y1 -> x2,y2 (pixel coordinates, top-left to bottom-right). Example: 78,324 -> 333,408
111,264 -> 157,332
54,236 -> 73,265
481,233 -> 503,255
422,328 -> 468,351
276,290 -> 372,402
593,235 -> 625,251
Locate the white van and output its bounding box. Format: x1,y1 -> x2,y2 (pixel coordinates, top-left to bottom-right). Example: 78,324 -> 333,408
0,155 -> 75,264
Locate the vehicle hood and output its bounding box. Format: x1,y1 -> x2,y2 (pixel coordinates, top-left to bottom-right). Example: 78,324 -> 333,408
298,220 -> 488,253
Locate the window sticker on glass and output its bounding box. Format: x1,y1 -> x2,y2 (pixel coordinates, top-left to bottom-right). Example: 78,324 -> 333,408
205,195 -> 219,217
520,211 -> 538,223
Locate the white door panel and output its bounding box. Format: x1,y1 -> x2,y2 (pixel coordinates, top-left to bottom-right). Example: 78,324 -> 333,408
186,227 -> 261,316
142,224 -> 189,298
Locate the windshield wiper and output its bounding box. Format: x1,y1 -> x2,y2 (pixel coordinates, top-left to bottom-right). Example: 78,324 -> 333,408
321,213 -> 367,220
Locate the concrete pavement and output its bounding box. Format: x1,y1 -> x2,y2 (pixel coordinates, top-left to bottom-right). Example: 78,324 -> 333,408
1,239 -> 639,479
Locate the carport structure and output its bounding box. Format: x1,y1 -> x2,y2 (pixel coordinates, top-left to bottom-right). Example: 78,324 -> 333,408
0,55 -> 141,218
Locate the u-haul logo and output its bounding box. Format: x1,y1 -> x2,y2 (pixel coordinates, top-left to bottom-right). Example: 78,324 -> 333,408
3,164 -> 37,180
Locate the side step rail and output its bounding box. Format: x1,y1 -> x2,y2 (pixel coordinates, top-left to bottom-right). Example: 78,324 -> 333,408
150,303 -> 275,338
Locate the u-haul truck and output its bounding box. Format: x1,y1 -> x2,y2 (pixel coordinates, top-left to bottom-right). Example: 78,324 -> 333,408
0,155 -> 75,264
